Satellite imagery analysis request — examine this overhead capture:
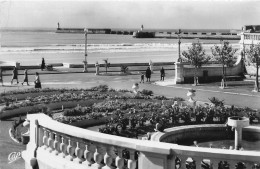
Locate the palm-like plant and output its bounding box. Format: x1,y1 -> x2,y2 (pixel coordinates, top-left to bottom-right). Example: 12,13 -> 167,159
245,43 -> 260,92
182,42 -> 210,85
211,41 -> 238,88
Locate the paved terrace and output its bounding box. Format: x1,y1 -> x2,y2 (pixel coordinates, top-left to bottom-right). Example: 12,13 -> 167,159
1,68 -> 260,109
0,68 -> 260,169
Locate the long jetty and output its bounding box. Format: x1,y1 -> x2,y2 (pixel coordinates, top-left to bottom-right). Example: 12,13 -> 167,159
56,27 -> 241,40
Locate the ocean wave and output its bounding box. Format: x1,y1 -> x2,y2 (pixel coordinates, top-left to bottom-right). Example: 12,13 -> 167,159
0,43 -> 240,54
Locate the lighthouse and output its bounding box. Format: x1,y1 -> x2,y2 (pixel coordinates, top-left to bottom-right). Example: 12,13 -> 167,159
141,25 -> 144,31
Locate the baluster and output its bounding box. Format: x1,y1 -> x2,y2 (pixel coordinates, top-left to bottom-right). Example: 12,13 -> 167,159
41,128 -> 48,150
229,161 -> 237,169
65,138 -> 75,161
211,159 -> 219,169
127,149 -> 136,169
52,133 -> 60,155
82,142 -> 95,166
193,157 -> 203,169
103,145 -> 115,169
179,156 -> 187,169
252,163 -> 260,169
74,142 -> 84,164
47,131 -> 54,153
245,162 -> 254,169
92,144 -> 105,169
115,147 -> 124,169
58,136 -> 67,158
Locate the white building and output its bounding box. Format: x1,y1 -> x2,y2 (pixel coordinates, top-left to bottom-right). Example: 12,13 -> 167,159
240,25 -> 260,76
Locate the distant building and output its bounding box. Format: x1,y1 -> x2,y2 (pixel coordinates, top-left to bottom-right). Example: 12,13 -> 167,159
240,25 -> 260,45
240,25 -> 260,76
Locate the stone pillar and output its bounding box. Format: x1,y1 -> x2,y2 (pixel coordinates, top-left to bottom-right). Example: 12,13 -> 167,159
21,115 -> 39,169
95,62 -> 100,75
83,61 -> 88,72
132,83 -> 139,94
15,62 -> 20,69
234,127 -> 242,150
187,89 -> 196,116
139,151 -> 171,169
174,62 -> 184,84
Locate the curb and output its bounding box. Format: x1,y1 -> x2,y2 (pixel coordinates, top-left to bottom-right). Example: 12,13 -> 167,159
9,128 -> 20,144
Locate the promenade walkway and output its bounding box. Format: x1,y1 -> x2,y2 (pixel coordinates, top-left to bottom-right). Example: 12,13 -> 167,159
0,69 -> 259,169
1,69 -> 259,109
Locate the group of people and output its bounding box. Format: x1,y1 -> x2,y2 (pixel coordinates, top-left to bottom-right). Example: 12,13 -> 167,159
5,57 -> 46,88
9,67 -> 41,88
140,67 -> 165,83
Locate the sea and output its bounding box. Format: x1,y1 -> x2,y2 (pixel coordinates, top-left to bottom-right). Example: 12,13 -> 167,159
0,29 -> 241,66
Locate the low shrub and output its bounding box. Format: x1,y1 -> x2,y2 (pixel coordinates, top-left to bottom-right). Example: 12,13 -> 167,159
140,89 -> 153,96
208,97 -> 224,107
154,95 -> 168,100
171,97 -> 185,101
90,85 -> 109,92
63,106 -> 91,116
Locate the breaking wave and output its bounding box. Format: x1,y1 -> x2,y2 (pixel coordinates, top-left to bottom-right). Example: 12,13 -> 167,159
0,43 -> 191,54
1,43 -> 240,54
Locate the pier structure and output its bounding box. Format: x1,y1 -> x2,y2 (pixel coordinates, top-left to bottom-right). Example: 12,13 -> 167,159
55,25 -> 240,40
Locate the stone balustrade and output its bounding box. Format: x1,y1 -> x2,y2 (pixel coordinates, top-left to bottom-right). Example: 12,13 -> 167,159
22,114 -> 260,169
240,32 -> 260,45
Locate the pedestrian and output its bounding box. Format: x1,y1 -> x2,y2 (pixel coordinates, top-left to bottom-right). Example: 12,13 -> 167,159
41,58 -> 45,71
160,67 -> 165,81
34,72 -> 41,88
145,67 -> 151,82
0,68 -> 3,86
140,72 -> 144,83
11,67 -> 19,84
21,69 -> 29,86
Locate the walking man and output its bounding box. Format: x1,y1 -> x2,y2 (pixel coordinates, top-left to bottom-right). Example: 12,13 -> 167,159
140,73 -> 144,83
22,69 -> 29,86
11,67 -> 19,84
41,58 -> 46,71
160,67 -> 165,81
145,67 -> 151,82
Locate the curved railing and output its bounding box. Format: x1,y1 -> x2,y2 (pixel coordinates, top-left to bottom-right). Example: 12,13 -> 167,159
22,114 -> 260,169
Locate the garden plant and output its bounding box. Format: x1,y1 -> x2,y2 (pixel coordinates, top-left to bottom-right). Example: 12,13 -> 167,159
211,41 -> 238,88
182,42 -> 210,85
245,43 -> 260,92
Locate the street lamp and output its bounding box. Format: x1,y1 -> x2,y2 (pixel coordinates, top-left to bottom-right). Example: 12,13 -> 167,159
177,29 -> 182,62
83,28 -> 88,72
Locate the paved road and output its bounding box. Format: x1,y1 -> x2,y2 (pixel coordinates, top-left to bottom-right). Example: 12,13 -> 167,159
0,119 -> 26,169
0,70 -> 260,169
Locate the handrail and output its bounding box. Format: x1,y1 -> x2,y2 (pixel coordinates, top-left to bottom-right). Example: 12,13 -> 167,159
31,114 -> 260,158
30,113 -> 171,155
24,113 -> 260,169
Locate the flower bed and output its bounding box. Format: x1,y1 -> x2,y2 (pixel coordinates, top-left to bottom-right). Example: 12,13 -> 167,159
0,85 -> 116,104
50,95 -> 259,139
0,89 -> 154,112
0,100 -> 102,120
2,85 -> 259,140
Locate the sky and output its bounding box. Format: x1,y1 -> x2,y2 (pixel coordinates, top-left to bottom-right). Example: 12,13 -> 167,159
1,0 -> 260,30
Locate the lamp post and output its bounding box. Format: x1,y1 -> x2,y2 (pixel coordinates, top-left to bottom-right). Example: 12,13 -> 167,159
83,28 -> 88,72
177,29 -> 182,62
242,31 -> 246,61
